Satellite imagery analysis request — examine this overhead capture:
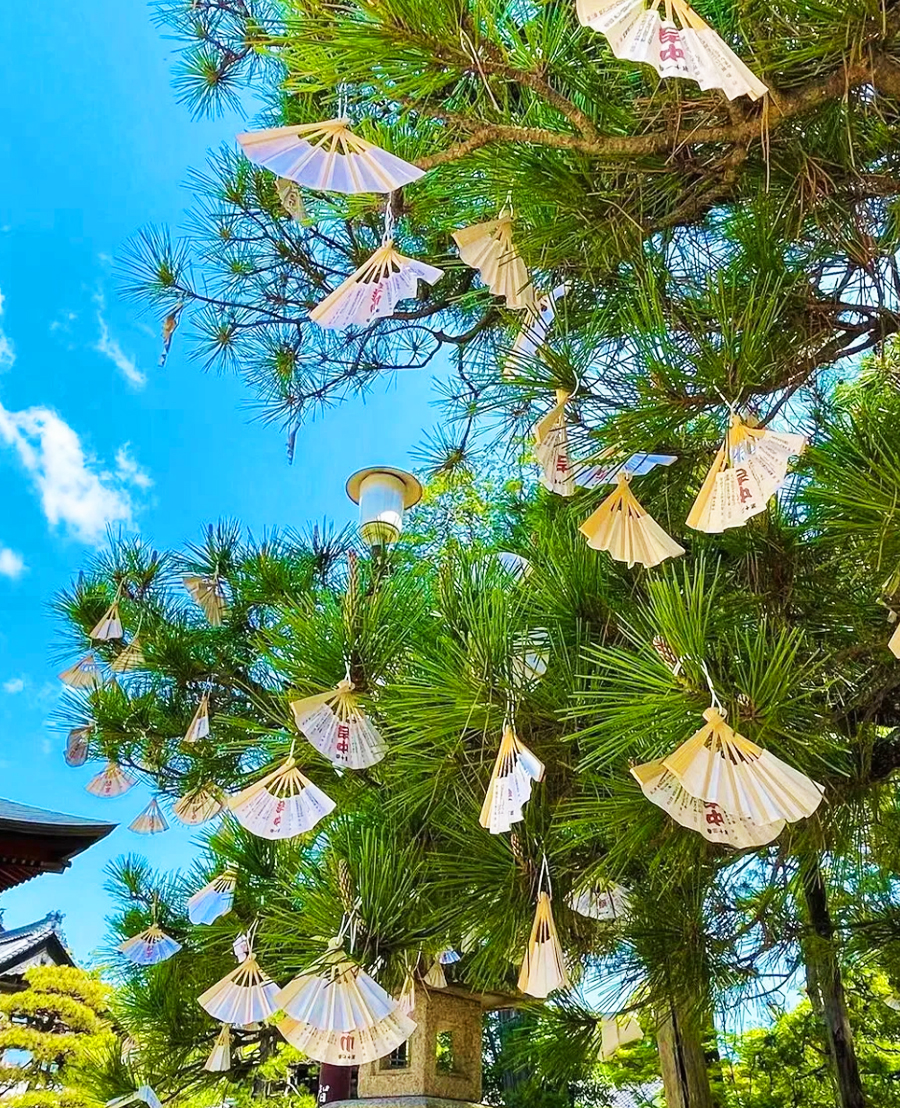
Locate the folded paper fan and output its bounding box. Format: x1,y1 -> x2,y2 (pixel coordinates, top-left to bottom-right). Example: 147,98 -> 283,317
174,786 -> 225,825
397,973 -> 416,1016
423,960 -> 447,988
310,241 -> 443,331
189,869 -> 238,926
577,451 -> 677,488
159,303 -> 183,368
118,924 -> 182,966
662,707 -> 824,825
90,601 -> 123,641
199,954 -> 280,1026
631,760 -> 785,847
568,882 -> 630,921
687,415 -> 806,533
479,724 -> 545,835
129,798 -> 168,835
238,120 -> 425,194
183,575 -> 228,626
580,473 -> 685,568
230,756 -> 336,840
184,695 -> 211,744
59,654 -> 103,689
453,211 -> 536,310
278,1007 -> 416,1066
534,389 -> 576,497
576,0 -> 767,100
276,177 -> 307,224
518,891 -> 569,998
86,761 -> 137,798
290,680 -> 386,770
205,1024 -> 232,1073
111,637 -> 145,673
600,1015 -> 643,1059
438,948 -> 461,965
65,726 -> 92,767
504,284 -> 567,379
891,623 -> 900,659
106,1087 -> 162,1108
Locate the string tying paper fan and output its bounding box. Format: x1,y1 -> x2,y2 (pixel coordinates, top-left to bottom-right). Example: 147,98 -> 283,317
580,473 -> 685,568
199,954 -> 280,1026
631,760 -> 785,847
686,415 -> 806,533
534,390 -> 576,497
518,891 -> 569,998
276,959 -> 416,1067
90,600 -> 123,641
118,924 -> 182,966
189,869 -> 237,926
111,637 -> 145,673
504,284 -> 567,379
183,575 -> 228,626
576,0 -> 767,101
184,694 -> 211,744
86,762 -> 136,798
291,680 -> 386,770
237,120 -> 425,194
59,654 -> 103,689
662,707 -> 824,825
205,1024 -> 232,1073
276,177 -> 308,224
600,1015 -> 643,1059
229,756 -> 336,840
174,786 -> 225,825
310,241 -> 444,331
129,798 -> 168,835
568,882 -> 630,922
65,726 -> 92,767
479,724 -> 545,835
453,211 -> 537,310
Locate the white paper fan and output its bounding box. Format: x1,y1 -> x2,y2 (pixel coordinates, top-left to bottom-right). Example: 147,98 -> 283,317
65,726 -> 92,767
106,1087 -> 162,1108
129,798 -> 168,835
184,695 -> 211,744
479,724 -> 545,835
580,473 -> 685,568
438,948 -> 461,965
173,786 -> 225,825
504,284 -> 567,378
310,241 -> 443,331
662,707 -> 824,825
276,177 -> 307,224
229,756 -> 336,839
600,1015 -> 643,1058
631,760 -> 785,847
59,654 -> 103,689
423,960 -> 447,988
204,1024 -> 232,1073
397,973 -> 416,1016
118,924 -> 181,966
453,211 -> 537,310
568,882 -> 630,921
199,955 -> 280,1026
891,623 -> 900,659
189,870 -> 237,926
278,1007 -> 416,1066
291,680 -> 386,770
237,119 -> 425,194
686,415 -> 806,533
183,575 -> 228,625
90,600 -> 123,641
111,637 -> 145,673
534,389 -> 576,496
86,762 -> 137,798
576,450 -> 677,488
518,891 -> 569,998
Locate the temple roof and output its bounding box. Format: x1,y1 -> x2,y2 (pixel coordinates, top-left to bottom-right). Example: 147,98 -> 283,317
0,912 -> 72,977
0,798 -> 115,892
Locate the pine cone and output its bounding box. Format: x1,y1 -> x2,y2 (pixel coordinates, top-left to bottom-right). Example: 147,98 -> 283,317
337,858 -> 354,913
651,635 -> 679,670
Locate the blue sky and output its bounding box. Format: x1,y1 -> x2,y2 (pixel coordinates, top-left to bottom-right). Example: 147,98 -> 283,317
0,0 -> 437,961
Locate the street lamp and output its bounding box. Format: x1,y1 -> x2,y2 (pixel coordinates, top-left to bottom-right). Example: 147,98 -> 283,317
346,466 -> 422,548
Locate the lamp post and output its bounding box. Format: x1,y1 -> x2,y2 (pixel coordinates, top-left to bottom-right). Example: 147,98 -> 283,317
346,467 -> 422,549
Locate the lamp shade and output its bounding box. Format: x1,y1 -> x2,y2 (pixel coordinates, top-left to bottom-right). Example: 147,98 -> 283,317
346,467 -> 422,547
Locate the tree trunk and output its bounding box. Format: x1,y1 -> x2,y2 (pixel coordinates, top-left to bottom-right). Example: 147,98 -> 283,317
800,858 -> 866,1108
655,998 -> 716,1108
317,1063 -> 353,1103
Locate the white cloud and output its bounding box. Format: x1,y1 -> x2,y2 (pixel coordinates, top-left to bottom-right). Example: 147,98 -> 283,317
95,312 -> 145,388
116,445 -> 153,489
0,547 -> 26,578
3,678 -> 24,694
0,401 -> 150,544
0,287 -> 14,370
50,311 -> 78,334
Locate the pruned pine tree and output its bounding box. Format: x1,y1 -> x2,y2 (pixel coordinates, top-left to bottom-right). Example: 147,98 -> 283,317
51,357 -> 900,1108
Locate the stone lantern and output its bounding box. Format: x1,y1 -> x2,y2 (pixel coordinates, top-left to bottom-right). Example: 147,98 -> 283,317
330,982 -> 515,1108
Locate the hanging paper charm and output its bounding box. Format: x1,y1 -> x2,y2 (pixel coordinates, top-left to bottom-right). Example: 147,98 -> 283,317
111,637 -> 145,673
423,960 -> 448,989
118,924 -> 182,966
686,415 -> 806,533
568,882 -> 630,921
480,724 -> 545,835
518,889 -> 568,998
184,694 -> 211,744
183,575 -> 228,626
534,390 -> 576,497
86,762 -> 136,799
600,1015 -> 643,1059
453,210 -> 536,310
205,1024 -> 232,1073
580,473 -> 684,568
65,726 -> 92,768
106,1087 -> 162,1108
173,786 -> 225,826
229,756 -> 336,840
198,952 -> 280,1026
159,302 -> 184,369
237,120 -> 425,194
504,284 -> 567,379
129,798 -> 169,835
189,870 -> 238,926
59,654 -> 103,689
276,177 -> 307,224
291,680 -> 386,770
90,599 -> 123,641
